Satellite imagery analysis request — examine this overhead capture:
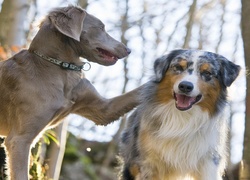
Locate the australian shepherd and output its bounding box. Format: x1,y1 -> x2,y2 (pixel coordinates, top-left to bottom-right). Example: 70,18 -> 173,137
119,49 -> 241,180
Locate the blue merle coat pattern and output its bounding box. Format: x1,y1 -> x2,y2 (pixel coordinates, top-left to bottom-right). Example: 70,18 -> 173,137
119,49 -> 241,180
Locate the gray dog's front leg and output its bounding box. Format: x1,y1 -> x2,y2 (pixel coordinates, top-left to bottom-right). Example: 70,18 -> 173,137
71,79 -> 143,125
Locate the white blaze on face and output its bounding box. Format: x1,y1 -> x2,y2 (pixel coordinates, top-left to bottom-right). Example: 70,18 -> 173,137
173,51 -> 204,97
172,50 -> 204,110
173,73 -> 200,96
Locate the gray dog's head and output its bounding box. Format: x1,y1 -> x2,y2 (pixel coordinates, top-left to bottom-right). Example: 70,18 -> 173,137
36,6 -> 131,66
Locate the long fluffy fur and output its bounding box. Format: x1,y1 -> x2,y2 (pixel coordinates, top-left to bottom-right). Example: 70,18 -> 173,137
119,49 -> 240,180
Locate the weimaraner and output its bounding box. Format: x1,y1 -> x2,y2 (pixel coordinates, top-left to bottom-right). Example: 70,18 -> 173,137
0,6 -> 141,180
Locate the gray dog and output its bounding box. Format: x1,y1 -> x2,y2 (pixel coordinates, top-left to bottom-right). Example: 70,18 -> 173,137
0,6 -> 141,180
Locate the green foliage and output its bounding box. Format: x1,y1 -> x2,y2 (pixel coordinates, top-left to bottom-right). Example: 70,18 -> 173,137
80,156 -> 98,180
29,142 -> 45,180
43,130 -> 59,146
63,133 -> 80,162
62,133 -> 99,180
64,143 -> 79,162
29,130 -> 59,180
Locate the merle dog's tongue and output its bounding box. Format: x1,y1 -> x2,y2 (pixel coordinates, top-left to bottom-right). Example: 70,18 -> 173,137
175,94 -> 196,109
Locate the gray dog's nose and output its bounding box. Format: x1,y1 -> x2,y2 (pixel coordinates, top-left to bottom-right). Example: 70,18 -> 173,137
126,48 -> 131,54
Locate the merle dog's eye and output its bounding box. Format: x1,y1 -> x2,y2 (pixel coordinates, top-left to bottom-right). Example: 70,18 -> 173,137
201,70 -> 212,81
172,64 -> 184,73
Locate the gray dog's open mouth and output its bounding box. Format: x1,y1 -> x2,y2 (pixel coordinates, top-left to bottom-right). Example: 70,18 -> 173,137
97,48 -> 118,62
174,93 -> 202,111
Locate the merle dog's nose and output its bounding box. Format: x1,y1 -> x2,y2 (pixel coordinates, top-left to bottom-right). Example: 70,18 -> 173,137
178,81 -> 194,93
126,47 -> 131,54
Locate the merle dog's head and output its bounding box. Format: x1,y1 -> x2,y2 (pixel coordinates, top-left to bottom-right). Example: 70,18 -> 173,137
153,49 -> 241,115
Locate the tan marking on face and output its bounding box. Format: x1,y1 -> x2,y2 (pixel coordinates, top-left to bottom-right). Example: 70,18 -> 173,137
179,59 -> 188,70
198,78 -> 221,116
200,63 -> 211,72
156,71 -> 184,104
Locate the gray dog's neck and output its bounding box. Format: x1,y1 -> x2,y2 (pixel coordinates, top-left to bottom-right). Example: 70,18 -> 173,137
29,19 -> 82,65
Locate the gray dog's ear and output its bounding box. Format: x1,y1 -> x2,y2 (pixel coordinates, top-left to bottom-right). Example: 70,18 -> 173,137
154,49 -> 187,82
218,56 -> 241,87
50,7 -> 86,41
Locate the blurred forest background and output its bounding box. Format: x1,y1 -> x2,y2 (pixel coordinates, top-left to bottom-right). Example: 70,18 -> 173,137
0,0 -> 249,179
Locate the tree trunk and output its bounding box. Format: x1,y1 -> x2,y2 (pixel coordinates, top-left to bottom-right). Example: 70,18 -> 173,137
46,121 -> 69,180
0,0 -> 30,178
240,0 -> 250,179
183,0 -> 197,48
0,0 -> 30,47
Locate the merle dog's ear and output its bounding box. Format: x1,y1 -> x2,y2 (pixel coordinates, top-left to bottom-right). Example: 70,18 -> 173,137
218,56 -> 241,87
154,49 -> 186,82
50,6 -> 86,41
154,55 -> 170,82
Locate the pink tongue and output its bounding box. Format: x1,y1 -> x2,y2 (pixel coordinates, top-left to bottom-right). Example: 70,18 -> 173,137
175,94 -> 196,108
97,48 -> 118,61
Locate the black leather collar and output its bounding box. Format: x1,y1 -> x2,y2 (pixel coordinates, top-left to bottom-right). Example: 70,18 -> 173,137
33,51 -> 91,71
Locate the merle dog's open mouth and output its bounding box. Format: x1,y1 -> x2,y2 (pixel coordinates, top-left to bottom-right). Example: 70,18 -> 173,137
174,93 -> 202,111
96,48 -> 118,62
